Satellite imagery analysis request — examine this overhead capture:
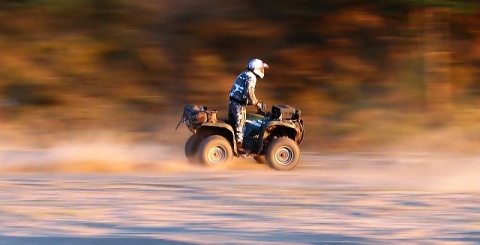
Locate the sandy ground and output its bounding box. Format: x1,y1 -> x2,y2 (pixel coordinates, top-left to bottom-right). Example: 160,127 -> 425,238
0,143 -> 480,244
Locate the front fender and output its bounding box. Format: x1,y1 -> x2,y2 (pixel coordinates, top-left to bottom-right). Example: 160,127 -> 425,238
256,120 -> 298,154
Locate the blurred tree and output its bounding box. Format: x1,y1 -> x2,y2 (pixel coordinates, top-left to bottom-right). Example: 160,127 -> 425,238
393,0 -> 475,111
1,0 -> 480,148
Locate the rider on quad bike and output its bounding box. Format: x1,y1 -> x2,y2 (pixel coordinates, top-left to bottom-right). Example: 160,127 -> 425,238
228,59 -> 268,154
176,59 -> 305,170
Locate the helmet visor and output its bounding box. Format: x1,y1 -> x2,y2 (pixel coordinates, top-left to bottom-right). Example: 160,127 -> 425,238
261,63 -> 268,75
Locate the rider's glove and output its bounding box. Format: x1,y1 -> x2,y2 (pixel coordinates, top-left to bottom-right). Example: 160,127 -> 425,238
256,102 -> 263,111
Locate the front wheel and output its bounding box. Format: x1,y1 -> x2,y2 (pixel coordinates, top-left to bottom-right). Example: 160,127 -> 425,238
197,135 -> 233,166
265,137 -> 300,171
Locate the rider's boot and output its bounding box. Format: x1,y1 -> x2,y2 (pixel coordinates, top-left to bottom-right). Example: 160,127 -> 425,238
236,141 -> 246,154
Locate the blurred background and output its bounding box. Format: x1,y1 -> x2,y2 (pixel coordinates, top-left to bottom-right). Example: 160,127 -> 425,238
0,0 -> 479,153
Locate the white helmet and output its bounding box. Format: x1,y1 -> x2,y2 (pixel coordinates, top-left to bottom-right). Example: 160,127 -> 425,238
247,59 -> 269,79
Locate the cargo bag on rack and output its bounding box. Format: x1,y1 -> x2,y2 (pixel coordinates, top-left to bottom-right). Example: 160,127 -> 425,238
175,105 -> 207,131
175,105 -> 217,131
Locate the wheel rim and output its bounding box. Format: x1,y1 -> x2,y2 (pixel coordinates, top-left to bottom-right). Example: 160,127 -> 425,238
274,146 -> 294,166
207,145 -> 227,164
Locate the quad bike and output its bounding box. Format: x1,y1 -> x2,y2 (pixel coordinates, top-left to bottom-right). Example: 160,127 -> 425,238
176,103 -> 305,170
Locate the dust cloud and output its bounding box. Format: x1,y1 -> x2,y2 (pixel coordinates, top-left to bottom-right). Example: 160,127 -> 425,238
0,136 -> 195,174
0,134 -> 271,174
0,126 -> 479,195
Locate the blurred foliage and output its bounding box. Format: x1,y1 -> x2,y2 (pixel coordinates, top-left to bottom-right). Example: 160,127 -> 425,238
0,0 -> 480,150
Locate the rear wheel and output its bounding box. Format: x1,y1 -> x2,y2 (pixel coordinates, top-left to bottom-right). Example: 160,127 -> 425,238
197,135 -> 233,166
185,134 -> 202,163
265,137 -> 300,171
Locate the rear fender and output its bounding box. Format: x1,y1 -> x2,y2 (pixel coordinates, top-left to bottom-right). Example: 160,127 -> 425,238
196,122 -> 238,154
